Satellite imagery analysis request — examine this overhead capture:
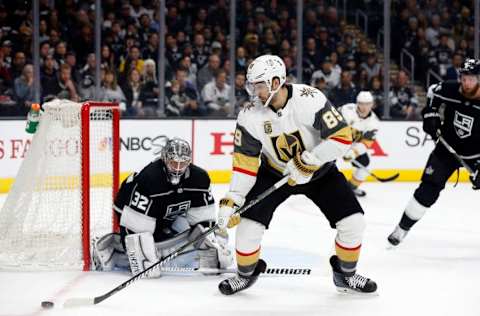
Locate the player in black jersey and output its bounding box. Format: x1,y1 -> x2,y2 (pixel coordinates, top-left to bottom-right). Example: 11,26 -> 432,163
92,138 -> 233,276
388,58 -> 480,246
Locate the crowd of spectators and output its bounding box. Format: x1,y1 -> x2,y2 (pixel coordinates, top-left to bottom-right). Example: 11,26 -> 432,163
391,0 -> 475,84
0,0 -> 466,120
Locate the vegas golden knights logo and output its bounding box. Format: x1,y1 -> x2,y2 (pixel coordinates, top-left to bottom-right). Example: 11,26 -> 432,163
264,121 -> 272,134
271,131 -> 305,162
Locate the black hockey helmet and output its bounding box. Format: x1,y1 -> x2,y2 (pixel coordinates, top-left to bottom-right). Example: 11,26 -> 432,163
162,138 -> 192,185
459,58 -> 480,76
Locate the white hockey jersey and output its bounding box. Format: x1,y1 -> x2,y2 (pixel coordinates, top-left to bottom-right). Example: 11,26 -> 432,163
339,103 -> 380,147
229,84 -> 353,201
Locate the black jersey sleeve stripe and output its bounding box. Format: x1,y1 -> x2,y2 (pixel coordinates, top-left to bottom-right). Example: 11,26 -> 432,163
313,100 -> 349,139
234,124 -> 262,157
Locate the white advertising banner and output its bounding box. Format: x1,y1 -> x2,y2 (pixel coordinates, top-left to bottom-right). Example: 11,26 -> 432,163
0,119 -> 438,183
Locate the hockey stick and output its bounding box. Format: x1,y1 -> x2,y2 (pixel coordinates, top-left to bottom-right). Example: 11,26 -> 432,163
160,266 -> 312,275
63,176 -> 290,308
437,134 -> 475,175
350,159 -> 400,182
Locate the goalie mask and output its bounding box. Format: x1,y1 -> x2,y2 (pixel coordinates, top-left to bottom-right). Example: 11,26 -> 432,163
246,55 -> 286,108
162,138 -> 192,185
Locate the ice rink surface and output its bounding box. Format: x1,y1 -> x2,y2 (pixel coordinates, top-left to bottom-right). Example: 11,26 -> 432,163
1,182 -> 479,316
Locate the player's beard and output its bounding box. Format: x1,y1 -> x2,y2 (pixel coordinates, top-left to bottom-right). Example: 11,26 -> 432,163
462,82 -> 480,98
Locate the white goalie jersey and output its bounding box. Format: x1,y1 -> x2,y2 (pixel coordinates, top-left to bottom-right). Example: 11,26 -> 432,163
229,84 -> 353,201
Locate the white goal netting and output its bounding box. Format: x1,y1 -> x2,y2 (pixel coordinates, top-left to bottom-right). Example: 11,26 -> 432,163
0,99 -> 119,271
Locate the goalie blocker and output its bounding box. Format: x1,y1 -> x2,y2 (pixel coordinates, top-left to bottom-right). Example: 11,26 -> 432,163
93,138 -> 233,276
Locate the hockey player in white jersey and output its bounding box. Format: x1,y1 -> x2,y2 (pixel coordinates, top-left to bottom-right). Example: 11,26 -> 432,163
217,55 -> 377,295
339,91 -> 380,197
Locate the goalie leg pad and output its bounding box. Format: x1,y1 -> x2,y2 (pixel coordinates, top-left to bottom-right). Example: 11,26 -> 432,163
92,233 -> 126,271
125,232 -> 161,278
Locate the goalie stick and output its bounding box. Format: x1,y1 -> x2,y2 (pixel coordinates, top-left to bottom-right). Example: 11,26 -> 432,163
351,159 -> 400,182
63,176 -> 290,308
161,266 -> 312,275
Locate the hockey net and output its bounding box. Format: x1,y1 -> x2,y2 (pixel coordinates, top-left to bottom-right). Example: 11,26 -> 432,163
0,99 -> 120,271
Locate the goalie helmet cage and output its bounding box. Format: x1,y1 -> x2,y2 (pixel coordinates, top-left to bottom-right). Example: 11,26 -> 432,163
0,100 -> 120,271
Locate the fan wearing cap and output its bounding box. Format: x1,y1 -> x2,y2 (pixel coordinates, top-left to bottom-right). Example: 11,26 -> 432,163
388,58 -> 480,247
338,91 -> 380,197
217,55 -> 377,295
92,138 -> 233,277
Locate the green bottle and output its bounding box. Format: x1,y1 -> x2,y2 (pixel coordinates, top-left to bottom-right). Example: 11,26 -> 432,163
25,103 -> 41,134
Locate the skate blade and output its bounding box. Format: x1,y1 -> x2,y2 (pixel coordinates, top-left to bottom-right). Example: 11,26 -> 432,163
335,287 -> 379,296
385,240 -> 401,250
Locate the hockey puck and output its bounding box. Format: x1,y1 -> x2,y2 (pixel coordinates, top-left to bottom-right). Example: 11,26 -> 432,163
41,301 -> 54,309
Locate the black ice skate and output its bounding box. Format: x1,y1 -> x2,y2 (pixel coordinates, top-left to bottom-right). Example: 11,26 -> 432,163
218,259 -> 267,295
387,225 -> 409,246
352,187 -> 366,197
349,182 -> 366,197
330,255 -> 377,294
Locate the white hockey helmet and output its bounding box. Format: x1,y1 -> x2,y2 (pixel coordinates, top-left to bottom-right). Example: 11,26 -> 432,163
356,91 -> 374,118
356,91 -> 374,104
246,55 -> 286,107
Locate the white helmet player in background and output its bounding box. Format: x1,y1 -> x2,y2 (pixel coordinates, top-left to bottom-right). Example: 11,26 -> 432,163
246,55 -> 287,108
355,91 -> 374,118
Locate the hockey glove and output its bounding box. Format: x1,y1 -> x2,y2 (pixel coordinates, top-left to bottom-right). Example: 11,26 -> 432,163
470,162 -> 480,190
218,194 -> 244,229
422,107 -> 441,140
284,151 -> 320,186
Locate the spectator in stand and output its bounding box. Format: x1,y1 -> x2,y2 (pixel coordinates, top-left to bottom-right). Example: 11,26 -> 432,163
1,40 -> 12,68
139,58 -> 160,107
192,33 -> 210,70
355,40 -> 371,66
202,69 -> 231,116
9,51 -> 26,82
101,45 -> 115,70
389,70 -> 419,120
99,68 -> 126,111
234,72 -> 249,115
119,46 -> 144,85
316,27 -> 335,62
39,41 -> 52,65
14,64 -> 34,112
142,32 -> 159,60
165,33 -> 182,68
236,46 -> 248,72
312,77 -> 328,94
54,41 -> 67,66
57,63 -> 79,102
369,76 -> 384,117
328,70 -> 357,107
428,33 -> 453,77
77,53 -> 97,101
166,67 -> 203,116
360,53 -> 381,82
425,14 -> 442,47
330,52 -> 342,76
310,58 -> 340,94
197,54 -> 221,92
122,68 -> 144,117
65,52 -> 79,84
303,37 -> 321,77
41,55 -> 59,101
445,53 -> 464,81
178,56 -> 197,89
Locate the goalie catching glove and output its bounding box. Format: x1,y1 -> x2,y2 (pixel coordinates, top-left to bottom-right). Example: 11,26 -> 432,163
284,151 -> 320,186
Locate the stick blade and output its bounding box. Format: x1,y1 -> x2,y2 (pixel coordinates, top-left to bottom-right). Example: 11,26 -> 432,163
63,297 -> 95,308
376,172 -> 400,182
